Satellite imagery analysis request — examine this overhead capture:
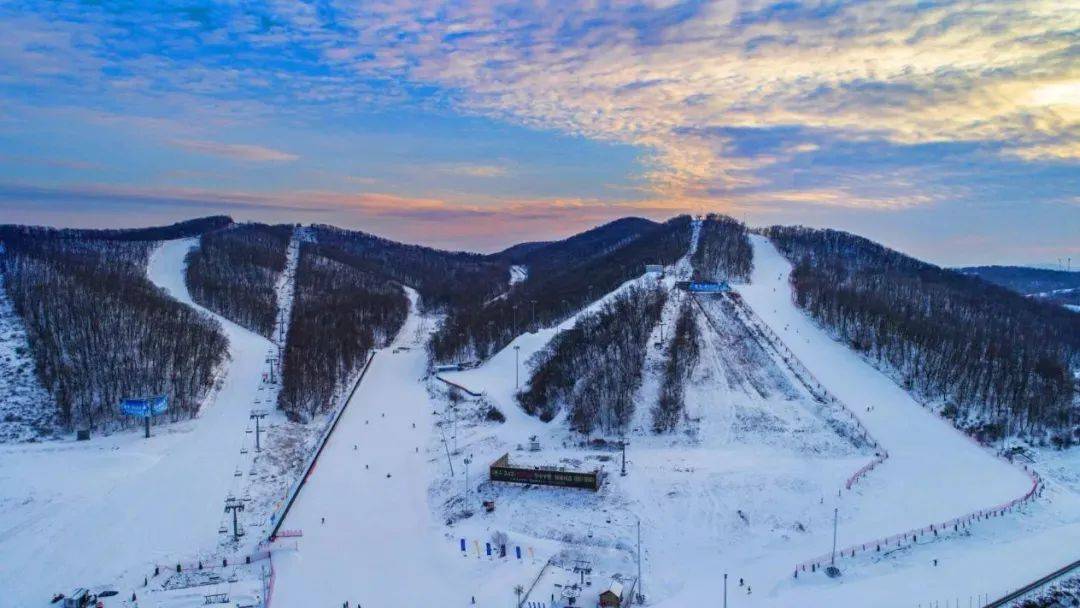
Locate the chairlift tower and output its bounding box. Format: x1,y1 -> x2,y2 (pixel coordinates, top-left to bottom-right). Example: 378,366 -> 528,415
224,497 -> 245,541
250,410 -> 268,452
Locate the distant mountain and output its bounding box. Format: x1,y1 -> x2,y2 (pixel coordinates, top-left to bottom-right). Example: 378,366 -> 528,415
492,241 -> 551,261
958,265 -> 1080,308
493,216 -> 658,270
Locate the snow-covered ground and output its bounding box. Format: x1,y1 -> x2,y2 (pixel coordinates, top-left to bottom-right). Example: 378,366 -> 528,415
2,230 -> 1074,608
272,288 -> 491,606
0,271 -> 57,442
509,264 -> 528,286
0,238 -> 277,606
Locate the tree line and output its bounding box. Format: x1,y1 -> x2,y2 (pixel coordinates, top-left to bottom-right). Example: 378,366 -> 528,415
652,298 -> 701,432
691,214 -> 752,283
429,216 -> 692,364
185,223 -> 293,337
310,225 -> 508,312
517,285 -> 667,434
766,226 -> 1079,445
277,242 -> 408,421
0,225 -> 228,431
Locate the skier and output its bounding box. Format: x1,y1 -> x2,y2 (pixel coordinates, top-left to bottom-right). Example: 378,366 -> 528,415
321,517 -> 325,524
739,578 -> 743,587
933,558 -> 938,567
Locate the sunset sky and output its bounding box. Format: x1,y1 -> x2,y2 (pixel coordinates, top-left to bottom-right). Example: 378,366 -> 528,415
1,1 -> 1077,265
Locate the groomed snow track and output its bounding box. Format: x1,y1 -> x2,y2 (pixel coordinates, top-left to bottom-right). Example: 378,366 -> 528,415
735,234 -> 1040,579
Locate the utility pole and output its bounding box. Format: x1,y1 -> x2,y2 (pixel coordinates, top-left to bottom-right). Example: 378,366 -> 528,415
250,411 -> 268,452
723,573 -> 728,608
514,345 -> 521,389
224,498 -> 245,541
620,440 -> 627,477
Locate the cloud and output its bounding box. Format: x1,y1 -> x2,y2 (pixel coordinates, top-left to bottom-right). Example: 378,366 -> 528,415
442,164 -> 509,178
169,139 -> 299,162
3,0 -> 1077,215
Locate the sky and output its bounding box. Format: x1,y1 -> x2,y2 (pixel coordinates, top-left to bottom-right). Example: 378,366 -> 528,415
0,0 -> 1077,266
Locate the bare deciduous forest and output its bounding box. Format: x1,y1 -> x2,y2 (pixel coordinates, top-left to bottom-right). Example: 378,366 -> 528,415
0,219 -> 229,430
653,298 -> 701,432
691,214 -> 753,282
278,242 -> 408,421
517,285 -> 667,434
766,226 -> 1079,445
185,223 -> 293,337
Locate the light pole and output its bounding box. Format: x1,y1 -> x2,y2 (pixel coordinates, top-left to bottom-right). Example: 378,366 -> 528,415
831,507 -> 839,565
514,345 -> 521,389
723,573 -> 727,608
464,455 -> 472,511
636,515 -> 643,604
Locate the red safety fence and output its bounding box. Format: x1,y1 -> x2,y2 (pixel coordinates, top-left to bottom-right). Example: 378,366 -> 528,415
715,293 -> 1048,579
795,463 -> 1042,576
845,451 -> 889,490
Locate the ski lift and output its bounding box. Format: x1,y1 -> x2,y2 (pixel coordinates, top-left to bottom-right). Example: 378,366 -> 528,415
240,447 -> 249,454
234,468 -> 242,477
219,526 -> 228,534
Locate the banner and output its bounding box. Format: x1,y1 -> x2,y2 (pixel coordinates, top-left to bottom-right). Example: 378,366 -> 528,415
120,395 -> 168,417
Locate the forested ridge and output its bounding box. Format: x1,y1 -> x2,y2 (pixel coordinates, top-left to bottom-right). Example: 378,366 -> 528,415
0,219 -> 229,431
766,226 -> 1079,444
517,285 -> 667,434
429,216 -> 692,364
959,265 -> 1080,308
691,214 -> 752,283
310,225 -> 508,312
278,242 -> 408,421
186,223 -> 293,337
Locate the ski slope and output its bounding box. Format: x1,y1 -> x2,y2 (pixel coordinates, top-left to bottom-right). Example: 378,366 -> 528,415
272,289 -> 480,606
0,238 -> 273,605
734,235 -> 1038,604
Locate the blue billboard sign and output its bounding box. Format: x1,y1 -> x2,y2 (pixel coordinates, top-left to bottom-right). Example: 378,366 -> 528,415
120,395 -> 168,417
688,281 -> 729,293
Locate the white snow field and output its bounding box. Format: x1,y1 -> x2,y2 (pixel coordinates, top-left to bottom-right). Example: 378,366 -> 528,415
272,289 -> 486,606
0,238 -> 275,606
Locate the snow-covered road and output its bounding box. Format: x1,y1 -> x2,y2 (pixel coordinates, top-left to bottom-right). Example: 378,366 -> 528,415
0,238 -> 273,605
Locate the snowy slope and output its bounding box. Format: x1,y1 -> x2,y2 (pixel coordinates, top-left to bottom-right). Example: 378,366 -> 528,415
0,272 -> 57,442
0,238 -> 274,606
272,288 -> 482,606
